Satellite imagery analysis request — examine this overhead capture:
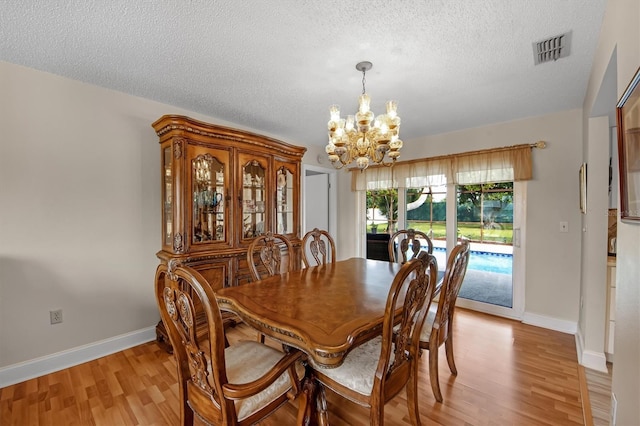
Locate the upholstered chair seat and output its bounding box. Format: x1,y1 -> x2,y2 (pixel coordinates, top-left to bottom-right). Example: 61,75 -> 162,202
217,340 -> 305,421
309,336 -> 394,397
418,305 -> 438,342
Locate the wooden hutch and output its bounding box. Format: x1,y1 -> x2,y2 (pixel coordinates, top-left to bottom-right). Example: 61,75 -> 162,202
152,115 -> 306,350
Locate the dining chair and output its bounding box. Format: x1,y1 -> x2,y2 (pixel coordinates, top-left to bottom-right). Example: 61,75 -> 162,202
247,231 -> 294,343
310,251 -> 438,425
388,228 -> 434,263
301,228 -> 336,267
155,263 -> 305,426
419,238 -> 471,402
247,231 -> 294,282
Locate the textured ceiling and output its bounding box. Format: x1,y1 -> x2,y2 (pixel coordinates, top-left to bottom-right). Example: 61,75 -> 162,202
0,1 -> 607,147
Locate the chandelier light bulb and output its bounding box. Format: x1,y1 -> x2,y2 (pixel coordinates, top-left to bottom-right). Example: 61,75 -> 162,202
345,115 -> 355,132
386,100 -> 398,118
358,94 -> 371,113
329,105 -> 341,122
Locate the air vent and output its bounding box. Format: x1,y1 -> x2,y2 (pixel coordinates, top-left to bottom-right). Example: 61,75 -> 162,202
533,31 -> 571,65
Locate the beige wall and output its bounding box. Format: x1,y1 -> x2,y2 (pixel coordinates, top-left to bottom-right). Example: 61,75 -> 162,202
0,61 -> 302,368
583,0 -> 640,424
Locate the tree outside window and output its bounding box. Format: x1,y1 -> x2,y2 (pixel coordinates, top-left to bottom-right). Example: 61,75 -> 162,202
457,183 -> 513,244
366,189 -> 398,233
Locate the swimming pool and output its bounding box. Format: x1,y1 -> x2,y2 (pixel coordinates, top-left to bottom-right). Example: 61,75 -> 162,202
433,247 -> 513,275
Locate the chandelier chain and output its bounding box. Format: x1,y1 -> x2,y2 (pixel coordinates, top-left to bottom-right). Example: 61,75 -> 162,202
361,69 -> 366,95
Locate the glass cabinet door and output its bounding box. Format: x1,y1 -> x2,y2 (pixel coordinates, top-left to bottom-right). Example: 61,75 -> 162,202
241,159 -> 267,239
162,145 -> 173,247
192,152 -> 227,244
276,166 -> 295,235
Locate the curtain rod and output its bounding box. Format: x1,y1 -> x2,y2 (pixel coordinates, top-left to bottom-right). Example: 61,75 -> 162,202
349,141 -> 546,171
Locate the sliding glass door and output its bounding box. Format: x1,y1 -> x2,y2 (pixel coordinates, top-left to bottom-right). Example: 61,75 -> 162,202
405,185 -> 448,270
361,180 -> 524,319
456,183 -> 514,309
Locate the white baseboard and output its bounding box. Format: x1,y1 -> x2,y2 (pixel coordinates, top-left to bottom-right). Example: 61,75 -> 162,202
581,350 -> 608,372
522,312 -> 577,334
575,328 -> 609,372
0,326 -> 156,388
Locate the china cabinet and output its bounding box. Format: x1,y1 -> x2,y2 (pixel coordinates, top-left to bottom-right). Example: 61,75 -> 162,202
152,115 -> 306,351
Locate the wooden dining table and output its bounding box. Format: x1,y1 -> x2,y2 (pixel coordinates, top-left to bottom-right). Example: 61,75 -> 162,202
215,257 -> 404,425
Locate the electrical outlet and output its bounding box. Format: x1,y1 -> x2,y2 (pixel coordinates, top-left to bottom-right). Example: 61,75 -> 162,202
50,309 -> 63,324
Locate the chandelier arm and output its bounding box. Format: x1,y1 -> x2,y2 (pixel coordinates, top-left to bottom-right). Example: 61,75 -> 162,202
370,144 -> 385,163
339,148 -> 353,166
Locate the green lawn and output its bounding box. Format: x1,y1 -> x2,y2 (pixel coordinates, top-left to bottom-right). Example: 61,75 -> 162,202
368,221 -> 513,244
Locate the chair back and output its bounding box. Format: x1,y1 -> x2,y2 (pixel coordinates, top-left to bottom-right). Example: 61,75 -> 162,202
247,232 -> 294,282
155,263 -> 303,425
375,251 -> 438,401
155,264 -> 230,425
431,239 -> 471,344
388,228 -> 434,263
301,228 -> 336,267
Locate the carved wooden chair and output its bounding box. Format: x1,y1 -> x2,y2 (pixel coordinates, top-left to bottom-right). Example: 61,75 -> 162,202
301,228 -> 336,268
419,238 -> 471,402
155,263 -> 305,426
388,228 -> 434,263
247,232 -> 294,282
247,232 -> 294,343
310,252 -> 438,425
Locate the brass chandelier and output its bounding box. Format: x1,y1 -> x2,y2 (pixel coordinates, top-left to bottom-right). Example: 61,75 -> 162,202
325,61 -> 402,170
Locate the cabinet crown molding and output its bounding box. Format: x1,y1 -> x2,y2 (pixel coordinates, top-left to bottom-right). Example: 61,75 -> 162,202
152,115 -> 306,158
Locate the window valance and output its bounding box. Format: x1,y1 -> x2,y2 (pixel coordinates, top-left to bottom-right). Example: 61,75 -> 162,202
352,142 -> 542,191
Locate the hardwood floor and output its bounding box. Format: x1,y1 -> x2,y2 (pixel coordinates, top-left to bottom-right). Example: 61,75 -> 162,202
584,364 -> 612,426
0,309 -> 586,425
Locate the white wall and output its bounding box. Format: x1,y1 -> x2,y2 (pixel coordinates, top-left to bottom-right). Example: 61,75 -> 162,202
0,61 -> 304,373
577,116 -> 610,372
582,0 -> 640,423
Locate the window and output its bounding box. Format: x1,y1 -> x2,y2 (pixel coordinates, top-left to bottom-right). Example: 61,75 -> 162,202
456,183 -> 513,244
366,189 -> 398,234
406,185 -> 447,242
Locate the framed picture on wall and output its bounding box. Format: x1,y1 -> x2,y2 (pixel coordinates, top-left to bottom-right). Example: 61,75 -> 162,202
616,66 -> 640,222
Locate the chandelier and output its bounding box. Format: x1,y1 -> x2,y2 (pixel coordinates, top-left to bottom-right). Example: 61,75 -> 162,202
325,61 -> 403,170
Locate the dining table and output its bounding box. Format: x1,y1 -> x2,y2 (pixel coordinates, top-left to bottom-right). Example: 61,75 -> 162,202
215,257 -> 404,425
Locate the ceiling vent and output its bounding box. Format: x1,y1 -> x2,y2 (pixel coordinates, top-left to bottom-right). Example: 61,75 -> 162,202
533,31 -> 571,65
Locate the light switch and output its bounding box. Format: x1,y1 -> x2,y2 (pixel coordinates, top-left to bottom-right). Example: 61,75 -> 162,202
560,221 -> 569,232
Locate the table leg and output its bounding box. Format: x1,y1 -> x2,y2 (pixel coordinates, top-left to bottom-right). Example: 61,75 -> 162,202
296,364 -> 329,425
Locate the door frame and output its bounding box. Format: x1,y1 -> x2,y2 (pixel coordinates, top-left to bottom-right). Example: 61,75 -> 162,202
301,164 -> 338,240
454,181 -> 526,320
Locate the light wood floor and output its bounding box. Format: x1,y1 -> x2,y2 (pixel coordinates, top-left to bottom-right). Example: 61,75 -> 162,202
0,309 -> 586,425
584,364 -> 612,426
